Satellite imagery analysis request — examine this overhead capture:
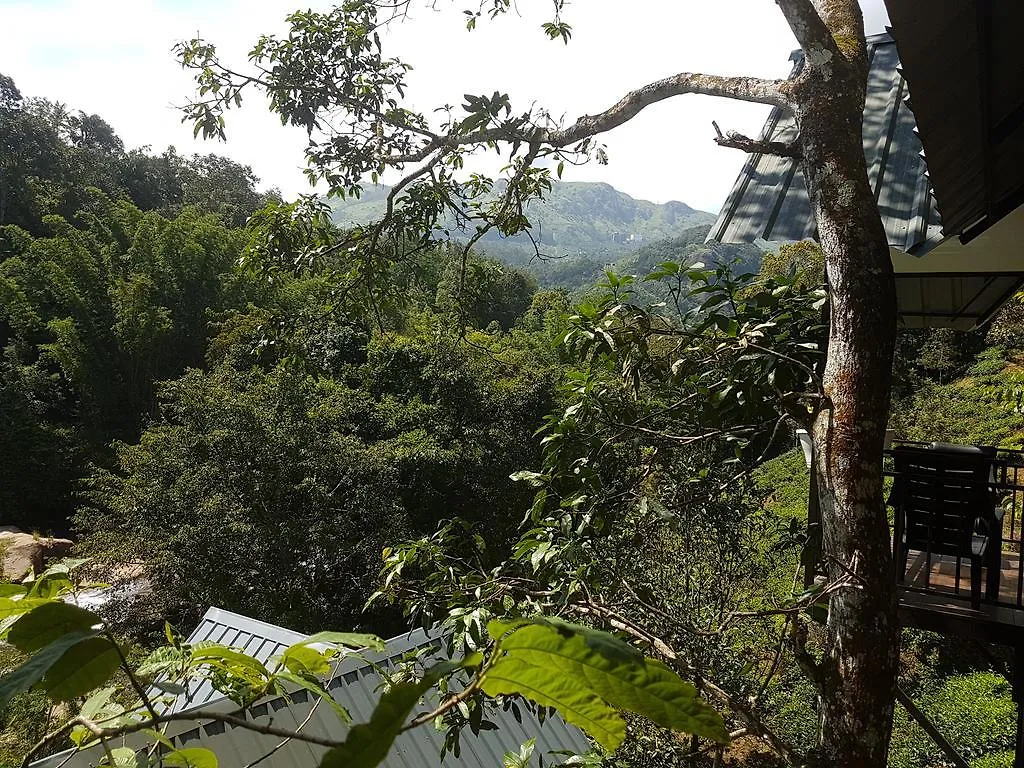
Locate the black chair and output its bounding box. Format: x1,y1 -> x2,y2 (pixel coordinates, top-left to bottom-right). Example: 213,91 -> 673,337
891,445 -> 1002,609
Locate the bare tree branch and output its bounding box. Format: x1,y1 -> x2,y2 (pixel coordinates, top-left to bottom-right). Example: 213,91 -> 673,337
385,71 -> 789,167
714,130 -> 803,159
544,73 -> 789,147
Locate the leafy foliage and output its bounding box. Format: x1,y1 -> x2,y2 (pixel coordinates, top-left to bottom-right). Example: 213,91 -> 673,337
0,564 -> 723,768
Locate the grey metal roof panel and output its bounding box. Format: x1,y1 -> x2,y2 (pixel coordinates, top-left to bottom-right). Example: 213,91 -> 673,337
33,608 -> 592,768
707,33 -> 943,254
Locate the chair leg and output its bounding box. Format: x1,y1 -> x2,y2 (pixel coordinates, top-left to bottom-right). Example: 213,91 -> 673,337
986,547 -> 1001,599
971,556 -> 983,610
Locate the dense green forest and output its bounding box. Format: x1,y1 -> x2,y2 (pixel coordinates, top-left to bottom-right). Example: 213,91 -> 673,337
4,40 -> 1024,768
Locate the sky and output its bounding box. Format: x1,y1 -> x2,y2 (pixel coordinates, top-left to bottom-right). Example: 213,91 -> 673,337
0,0 -> 890,214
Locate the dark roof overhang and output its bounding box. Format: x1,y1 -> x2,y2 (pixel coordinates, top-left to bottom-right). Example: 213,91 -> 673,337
884,0 -> 1024,244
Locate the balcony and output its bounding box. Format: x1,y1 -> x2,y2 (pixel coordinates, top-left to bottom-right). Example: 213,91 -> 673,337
885,442 -> 1024,641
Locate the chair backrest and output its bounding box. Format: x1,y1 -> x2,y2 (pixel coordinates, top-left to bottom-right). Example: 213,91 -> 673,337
891,446 -> 994,557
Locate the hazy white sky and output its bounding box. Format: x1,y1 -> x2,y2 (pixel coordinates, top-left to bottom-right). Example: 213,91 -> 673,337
1,0 -> 890,213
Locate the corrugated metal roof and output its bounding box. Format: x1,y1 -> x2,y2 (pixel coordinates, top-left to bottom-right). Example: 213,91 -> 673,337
706,32 -> 1024,331
708,33 -> 943,253
33,607 -> 592,768
164,607 -> 308,713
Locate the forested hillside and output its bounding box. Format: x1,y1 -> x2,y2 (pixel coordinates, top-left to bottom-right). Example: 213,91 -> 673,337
328,180 -> 715,262
4,11 -> 1024,765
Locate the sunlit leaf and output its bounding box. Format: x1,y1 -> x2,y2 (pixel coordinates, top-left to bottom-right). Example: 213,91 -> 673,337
164,747 -> 218,768
189,646 -> 271,682
294,631 -> 385,652
318,677 -> 431,768
484,618 -> 728,749
280,645 -> 331,677
0,597 -> 50,622
102,747 -> 144,768
8,601 -> 102,654
319,659 -> 477,768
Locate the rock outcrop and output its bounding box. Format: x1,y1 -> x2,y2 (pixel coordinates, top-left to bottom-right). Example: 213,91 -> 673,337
0,527 -> 74,580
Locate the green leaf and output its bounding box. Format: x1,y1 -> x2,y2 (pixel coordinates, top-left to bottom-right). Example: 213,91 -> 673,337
295,631 -> 385,652
102,747 -> 143,768
164,748 -> 218,768
280,645 -> 331,677
276,670 -> 351,724
482,655 -> 625,750
28,572 -> 73,599
43,636 -> 121,701
509,470 -> 548,487
319,659 -> 475,768
8,601 -> 102,653
0,584 -> 26,598
0,629 -> 99,709
136,646 -> 184,677
71,687 -> 126,745
0,597 -> 50,622
485,619 -> 728,748
318,677 -> 431,768
189,646 -> 270,682
80,686 -> 116,720
141,728 -> 176,749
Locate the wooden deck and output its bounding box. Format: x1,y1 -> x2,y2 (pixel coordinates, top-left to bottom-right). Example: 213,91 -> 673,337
899,548 -> 1024,643
904,548 -> 1023,603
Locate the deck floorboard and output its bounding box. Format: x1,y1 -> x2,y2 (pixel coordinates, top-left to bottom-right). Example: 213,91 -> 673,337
903,549 -> 1023,603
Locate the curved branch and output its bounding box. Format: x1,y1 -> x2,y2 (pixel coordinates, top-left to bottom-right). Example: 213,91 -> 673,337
386,71 -> 789,166
544,72 -> 789,147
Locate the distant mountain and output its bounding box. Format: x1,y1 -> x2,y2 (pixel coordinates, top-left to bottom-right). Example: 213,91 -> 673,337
326,180 -> 717,264
526,224 -> 765,298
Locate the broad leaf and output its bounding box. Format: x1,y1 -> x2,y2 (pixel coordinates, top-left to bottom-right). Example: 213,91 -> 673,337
27,572 -> 74,599
164,748 -> 218,768
0,629 -> 99,709
136,646 -> 185,677
486,619 -> 728,746
0,597 -> 50,622
43,636 -> 121,701
80,687 -> 116,720
189,646 -> 270,682
293,631 -> 385,652
318,677 -> 430,768
102,747 -> 143,768
280,644 -> 331,677
8,601 -> 102,653
72,686 -> 128,745
482,655 -> 625,749
319,659 -> 474,768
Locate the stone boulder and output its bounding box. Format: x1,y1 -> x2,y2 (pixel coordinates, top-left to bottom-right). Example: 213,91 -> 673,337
0,528 -> 74,580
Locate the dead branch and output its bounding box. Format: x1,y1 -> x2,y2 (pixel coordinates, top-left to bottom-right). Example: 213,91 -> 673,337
713,129 -> 803,159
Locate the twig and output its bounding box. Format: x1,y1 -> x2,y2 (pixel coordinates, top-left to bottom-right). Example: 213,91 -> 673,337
106,630 -> 159,722
714,130 -> 803,159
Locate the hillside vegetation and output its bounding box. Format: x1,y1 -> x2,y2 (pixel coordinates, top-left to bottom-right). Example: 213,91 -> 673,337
6,59 -> 1024,768
328,180 -> 715,262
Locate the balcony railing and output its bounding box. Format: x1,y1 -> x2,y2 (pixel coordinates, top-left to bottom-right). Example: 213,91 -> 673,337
884,440 -> 1024,610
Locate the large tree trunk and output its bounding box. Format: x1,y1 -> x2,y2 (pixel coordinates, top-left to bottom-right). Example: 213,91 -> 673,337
794,34 -> 901,768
